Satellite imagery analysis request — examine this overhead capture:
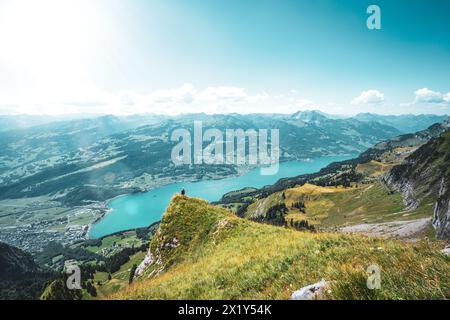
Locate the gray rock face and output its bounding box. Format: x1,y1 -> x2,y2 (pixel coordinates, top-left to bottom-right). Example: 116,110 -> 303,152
341,218 -> 431,241
384,173 -> 419,210
134,251 -> 155,277
432,178 -> 450,239
383,128 -> 450,240
441,247 -> 450,255
386,170 -> 450,240
291,279 -> 329,300
134,232 -> 180,278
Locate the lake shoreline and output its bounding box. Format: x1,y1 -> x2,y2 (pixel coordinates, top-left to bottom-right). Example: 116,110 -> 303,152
89,155 -> 356,239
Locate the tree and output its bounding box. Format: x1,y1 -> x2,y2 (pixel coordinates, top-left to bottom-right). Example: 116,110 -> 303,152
265,203 -> 288,226
129,264 -> 138,284
292,219 -> 316,232
85,281 -> 97,297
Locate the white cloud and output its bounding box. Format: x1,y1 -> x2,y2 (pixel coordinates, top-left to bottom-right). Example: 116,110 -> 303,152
146,83 -> 196,104
351,90 -> 385,105
0,83 -> 274,115
2,84 -> 448,116
414,88 -> 450,104
137,84 -> 270,115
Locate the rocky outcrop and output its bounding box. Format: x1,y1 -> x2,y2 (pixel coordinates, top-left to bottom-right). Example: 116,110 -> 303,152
432,178 -> 450,239
341,218 -> 431,241
384,170 -> 419,210
384,130 -> 450,239
291,279 -> 329,300
134,230 -> 179,278
134,251 -> 156,277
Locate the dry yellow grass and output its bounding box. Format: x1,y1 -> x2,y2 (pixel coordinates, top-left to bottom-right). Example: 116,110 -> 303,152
356,160 -> 390,177
284,183 -> 349,206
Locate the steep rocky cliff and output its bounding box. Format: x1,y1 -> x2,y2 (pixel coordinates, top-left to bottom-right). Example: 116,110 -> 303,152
384,130 -> 450,239
433,178 -> 450,239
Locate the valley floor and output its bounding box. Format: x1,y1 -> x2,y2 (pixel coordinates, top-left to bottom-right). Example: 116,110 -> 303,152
341,217 -> 433,241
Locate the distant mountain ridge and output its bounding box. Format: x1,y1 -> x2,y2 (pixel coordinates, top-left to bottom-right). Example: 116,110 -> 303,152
0,112 -> 407,204
1,110 -> 444,132
290,110 -> 331,124
353,113 -> 447,133
360,115 -> 450,160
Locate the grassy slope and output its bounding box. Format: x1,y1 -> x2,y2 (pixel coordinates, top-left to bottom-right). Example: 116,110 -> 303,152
111,196 -> 449,300
246,182 -> 433,228
356,160 -> 390,177
93,251 -> 146,298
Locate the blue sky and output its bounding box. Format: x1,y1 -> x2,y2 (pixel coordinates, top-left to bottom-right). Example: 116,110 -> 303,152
0,0 -> 449,115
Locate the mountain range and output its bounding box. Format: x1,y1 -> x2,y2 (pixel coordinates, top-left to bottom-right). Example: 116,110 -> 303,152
0,112 -> 444,204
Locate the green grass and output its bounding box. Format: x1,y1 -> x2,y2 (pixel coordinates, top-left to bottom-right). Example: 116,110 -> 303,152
245,192 -> 284,219
94,251 -> 146,298
86,232 -> 144,256
86,236 -> 122,253
110,196 -> 449,300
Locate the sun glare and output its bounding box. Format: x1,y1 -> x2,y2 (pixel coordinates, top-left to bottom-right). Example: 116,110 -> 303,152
0,0 -> 109,107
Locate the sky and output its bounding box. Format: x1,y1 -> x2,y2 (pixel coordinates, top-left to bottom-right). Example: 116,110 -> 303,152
0,0 -> 449,116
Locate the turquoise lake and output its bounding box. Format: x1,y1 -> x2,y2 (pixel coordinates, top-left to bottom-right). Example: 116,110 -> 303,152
89,155 -> 353,238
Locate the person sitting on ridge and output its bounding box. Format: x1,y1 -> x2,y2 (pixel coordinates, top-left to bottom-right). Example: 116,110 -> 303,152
181,188 -> 186,196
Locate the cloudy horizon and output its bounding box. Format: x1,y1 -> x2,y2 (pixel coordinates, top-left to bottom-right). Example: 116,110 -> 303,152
0,0 -> 449,116
1,83 -> 449,117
